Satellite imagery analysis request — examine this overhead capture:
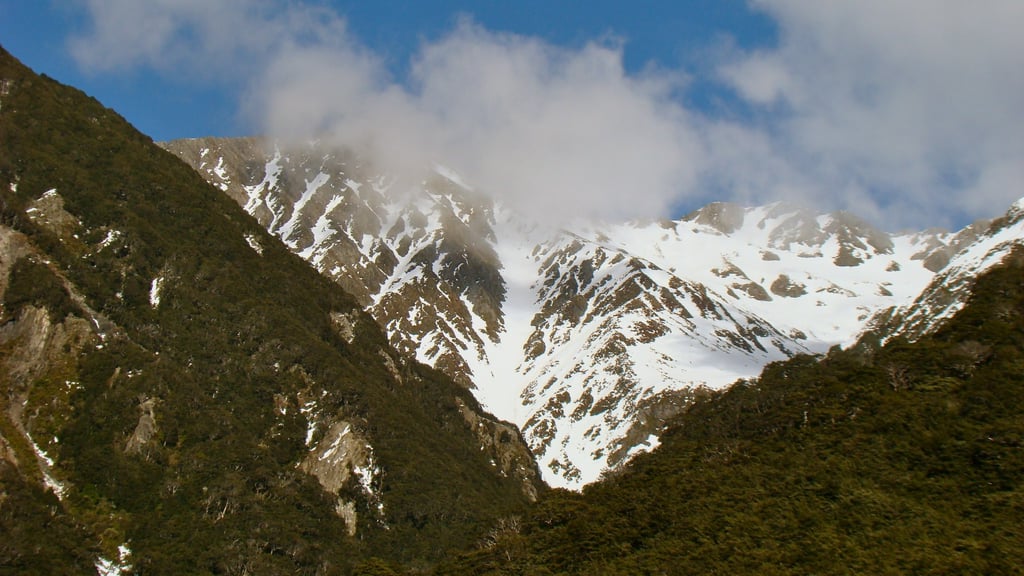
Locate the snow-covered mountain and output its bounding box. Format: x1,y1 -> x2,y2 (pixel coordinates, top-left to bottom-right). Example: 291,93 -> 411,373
163,137 -> 1015,488
865,201 -> 1024,342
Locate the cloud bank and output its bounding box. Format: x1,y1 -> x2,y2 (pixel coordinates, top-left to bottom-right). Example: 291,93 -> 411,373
70,0 -> 1024,229
255,21 -> 704,221
718,0 -> 1024,228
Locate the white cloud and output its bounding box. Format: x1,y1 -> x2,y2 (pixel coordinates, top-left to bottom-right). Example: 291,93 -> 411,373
252,19 -> 705,222
718,53 -> 796,107
68,0 -> 1024,229
69,0 -> 348,78
720,0 -> 1024,229
72,2 -> 706,223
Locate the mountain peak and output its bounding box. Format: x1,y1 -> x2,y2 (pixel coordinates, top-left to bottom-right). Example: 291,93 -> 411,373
681,201 -> 747,234
862,196 -> 1024,344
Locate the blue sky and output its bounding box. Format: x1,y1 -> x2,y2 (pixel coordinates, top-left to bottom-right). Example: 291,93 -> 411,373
2,1 -> 1022,229
0,1 -> 775,141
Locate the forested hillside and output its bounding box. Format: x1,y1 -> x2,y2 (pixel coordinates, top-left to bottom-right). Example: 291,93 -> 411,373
439,251 -> 1024,574
0,45 -> 537,575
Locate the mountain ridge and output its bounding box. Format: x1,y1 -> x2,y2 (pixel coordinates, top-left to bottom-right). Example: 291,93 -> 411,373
162,135 -> 1010,488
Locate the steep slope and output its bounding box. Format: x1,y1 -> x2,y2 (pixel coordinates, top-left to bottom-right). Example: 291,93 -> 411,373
162,138 -> 506,387
0,46 -> 539,575
504,205 -> 957,484
439,250 -> 1024,574
165,137 -> 965,488
865,200 -> 1024,342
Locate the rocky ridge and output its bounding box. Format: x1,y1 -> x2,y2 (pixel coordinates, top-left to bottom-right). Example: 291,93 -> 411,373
864,200 -> 1024,342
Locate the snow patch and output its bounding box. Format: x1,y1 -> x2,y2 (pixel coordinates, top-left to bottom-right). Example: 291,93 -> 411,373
27,433 -> 65,499
244,233 -> 264,255
213,156 -> 228,180
242,149 -> 283,214
149,276 -> 164,308
434,164 -> 472,190
95,544 -> 133,576
627,434 -> 661,458
298,194 -> 344,260
1011,197 -> 1024,217
98,229 -> 122,250
277,171 -> 331,242
300,399 -> 319,447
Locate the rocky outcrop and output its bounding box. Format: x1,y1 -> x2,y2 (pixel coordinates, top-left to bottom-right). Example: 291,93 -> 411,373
682,201 -> 746,234
125,397 -> 158,457
299,419 -> 382,536
454,398 -> 541,502
770,274 -> 807,298
864,204 -> 1024,343
0,227 -> 99,498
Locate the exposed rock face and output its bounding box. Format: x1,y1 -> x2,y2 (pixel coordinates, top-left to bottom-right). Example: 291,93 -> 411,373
825,211 -> 895,266
25,189 -> 80,241
125,397 -> 158,456
771,274 -> 807,298
299,419 -> 381,536
910,220 -> 991,272
682,201 -> 746,234
455,398 -> 542,502
330,310 -> 359,343
0,224 -> 32,310
0,225 -> 99,498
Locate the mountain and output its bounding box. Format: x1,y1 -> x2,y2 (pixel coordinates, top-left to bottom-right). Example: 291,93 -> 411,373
864,202 -> 1024,342
438,250 -> 1024,574
4,42 -> 1023,575
163,137 -> 981,488
0,46 -> 540,575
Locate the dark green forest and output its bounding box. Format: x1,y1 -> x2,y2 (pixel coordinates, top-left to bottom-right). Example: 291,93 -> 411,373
0,45 -> 534,574
2,44 -> 1022,575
